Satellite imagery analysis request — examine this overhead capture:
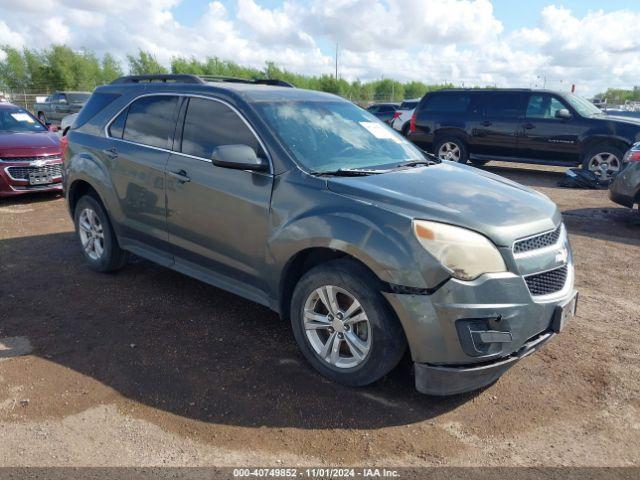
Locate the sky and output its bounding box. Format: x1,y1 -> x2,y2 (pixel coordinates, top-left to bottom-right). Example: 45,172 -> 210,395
1,0 -> 639,96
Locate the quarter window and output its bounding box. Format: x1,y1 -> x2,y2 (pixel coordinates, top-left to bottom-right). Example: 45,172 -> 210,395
122,96 -> 178,149
423,93 -> 471,113
180,97 -> 260,159
108,109 -> 127,139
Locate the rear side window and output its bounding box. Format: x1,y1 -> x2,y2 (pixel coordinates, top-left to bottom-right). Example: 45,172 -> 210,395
423,93 -> 471,113
73,92 -> 121,129
180,97 -> 260,159
123,96 -> 178,149
481,93 -> 525,118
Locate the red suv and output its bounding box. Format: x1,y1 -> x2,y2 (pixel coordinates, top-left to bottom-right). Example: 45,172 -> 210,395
0,103 -> 62,197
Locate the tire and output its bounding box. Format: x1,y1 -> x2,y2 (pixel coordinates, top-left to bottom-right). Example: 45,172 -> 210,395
290,259 -> 407,387
433,136 -> 468,164
581,144 -> 624,181
38,112 -> 47,125
401,123 -> 410,137
74,195 -> 128,272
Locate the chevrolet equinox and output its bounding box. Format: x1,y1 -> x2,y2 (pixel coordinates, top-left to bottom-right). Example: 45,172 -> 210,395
63,75 -> 578,395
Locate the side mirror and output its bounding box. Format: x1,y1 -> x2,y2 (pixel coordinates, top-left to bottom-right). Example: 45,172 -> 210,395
555,109 -> 572,120
48,124 -> 60,133
211,144 -> 268,171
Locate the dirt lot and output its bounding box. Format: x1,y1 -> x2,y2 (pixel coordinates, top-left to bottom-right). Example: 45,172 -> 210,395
0,163 -> 639,468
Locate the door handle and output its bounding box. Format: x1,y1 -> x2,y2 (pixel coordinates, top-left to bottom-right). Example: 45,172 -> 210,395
168,169 -> 191,183
102,147 -> 118,160
523,123 -> 535,129
481,120 -> 492,127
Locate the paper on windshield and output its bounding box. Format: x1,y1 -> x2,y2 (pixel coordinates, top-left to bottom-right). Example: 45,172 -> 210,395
11,113 -> 35,123
359,122 -> 402,143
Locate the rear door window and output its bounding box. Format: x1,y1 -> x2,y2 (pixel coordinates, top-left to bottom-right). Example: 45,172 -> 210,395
180,97 -> 260,159
423,93 -> 471,113
122,95 -> 178,149
481,92 -> 526,118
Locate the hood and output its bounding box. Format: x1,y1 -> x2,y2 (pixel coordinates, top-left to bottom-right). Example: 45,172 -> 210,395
0,131 -> 61,157
327,162 -> 561,246
603,114 -> 640,127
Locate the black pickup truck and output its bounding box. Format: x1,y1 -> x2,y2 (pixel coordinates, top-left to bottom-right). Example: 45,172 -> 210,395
408,88 -> 640,179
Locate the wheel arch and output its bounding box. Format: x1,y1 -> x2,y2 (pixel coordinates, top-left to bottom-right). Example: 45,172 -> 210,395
278,247 -> 386,320
580,136 -> 630,158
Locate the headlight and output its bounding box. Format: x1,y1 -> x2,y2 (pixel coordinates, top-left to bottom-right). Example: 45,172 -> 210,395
413,220 -> 506,281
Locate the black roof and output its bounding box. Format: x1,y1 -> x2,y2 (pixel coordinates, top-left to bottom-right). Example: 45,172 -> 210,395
101,74 -> 340,103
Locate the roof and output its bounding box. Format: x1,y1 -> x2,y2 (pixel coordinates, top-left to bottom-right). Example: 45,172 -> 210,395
433,88 -> 568,95
100,75 -> 344,103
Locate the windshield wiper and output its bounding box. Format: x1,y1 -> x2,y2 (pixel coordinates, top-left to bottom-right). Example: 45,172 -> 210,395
313,168 -> 387,177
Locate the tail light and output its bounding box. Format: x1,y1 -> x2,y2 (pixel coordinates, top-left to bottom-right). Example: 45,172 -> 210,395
392,111 -> 401,120
626,150 -> 640,162
409,113 -> 417,133
60,134 -> 69,163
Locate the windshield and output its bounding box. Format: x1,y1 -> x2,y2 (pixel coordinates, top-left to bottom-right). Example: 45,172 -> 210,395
0,108 -> 47,133
67,93 -> 90,104
564,94 -> 602,117
256,101 -> 424,173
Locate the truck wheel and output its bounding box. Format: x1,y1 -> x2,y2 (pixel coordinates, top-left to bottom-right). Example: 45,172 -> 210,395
74,195 -> 128,272
434,136 -> 468,164
290,259 -> 406,387
401,123 -> 410,137
582,145 -> 624,181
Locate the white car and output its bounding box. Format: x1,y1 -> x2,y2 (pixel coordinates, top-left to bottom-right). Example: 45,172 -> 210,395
390,98 -> 420,136
60,112 -> 78,136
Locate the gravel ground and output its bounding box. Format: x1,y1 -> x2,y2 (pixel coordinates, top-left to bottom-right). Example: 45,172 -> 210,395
0,162 -> 638,468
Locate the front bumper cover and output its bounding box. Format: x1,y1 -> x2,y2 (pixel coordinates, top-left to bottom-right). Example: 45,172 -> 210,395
415,330 -> 555,396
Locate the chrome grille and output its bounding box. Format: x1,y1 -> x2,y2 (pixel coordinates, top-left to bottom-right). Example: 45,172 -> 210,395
524,266 -> 568,296
514,225 -> 562,254
7,164 -> 62,180
1,156 -> 62,162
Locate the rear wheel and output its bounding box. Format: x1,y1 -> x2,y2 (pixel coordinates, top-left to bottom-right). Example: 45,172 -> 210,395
434,136 -> 468,164
401,123 -> 410,137
290,259 -> 406,387
74,195 -> 128,272
582,145 -> 624,181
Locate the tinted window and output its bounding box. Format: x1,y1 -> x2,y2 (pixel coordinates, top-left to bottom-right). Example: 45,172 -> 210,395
526,94 -> 568,119
123,96 -> 178,149
379,105 -> 395,113
482,93 -> 524,118
74,92 -> 121,129
180,97 -> 260,159
423,93 -> 471,113
108,109 -> 127,138
399,101 -> 418,110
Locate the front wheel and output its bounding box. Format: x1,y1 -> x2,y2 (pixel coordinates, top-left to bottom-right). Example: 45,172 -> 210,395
290,259 -> 407,387
74,195 -> 128,272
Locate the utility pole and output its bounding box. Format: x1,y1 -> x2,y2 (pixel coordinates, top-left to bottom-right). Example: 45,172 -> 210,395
335,42 -> 339,81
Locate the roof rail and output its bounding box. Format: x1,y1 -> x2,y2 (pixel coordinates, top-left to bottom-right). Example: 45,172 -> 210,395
110,74 -> 295,88
111,74 -> 204,85
199,75 -> 294,88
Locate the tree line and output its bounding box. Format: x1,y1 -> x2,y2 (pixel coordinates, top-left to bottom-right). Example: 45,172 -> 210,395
0,45 -> 452,101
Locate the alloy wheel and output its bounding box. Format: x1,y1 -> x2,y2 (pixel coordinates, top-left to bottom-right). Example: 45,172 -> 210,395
78,208 -> 105,261
438,142 -> 461,162
587,152 -> 621,180
303,285 -> 371,369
